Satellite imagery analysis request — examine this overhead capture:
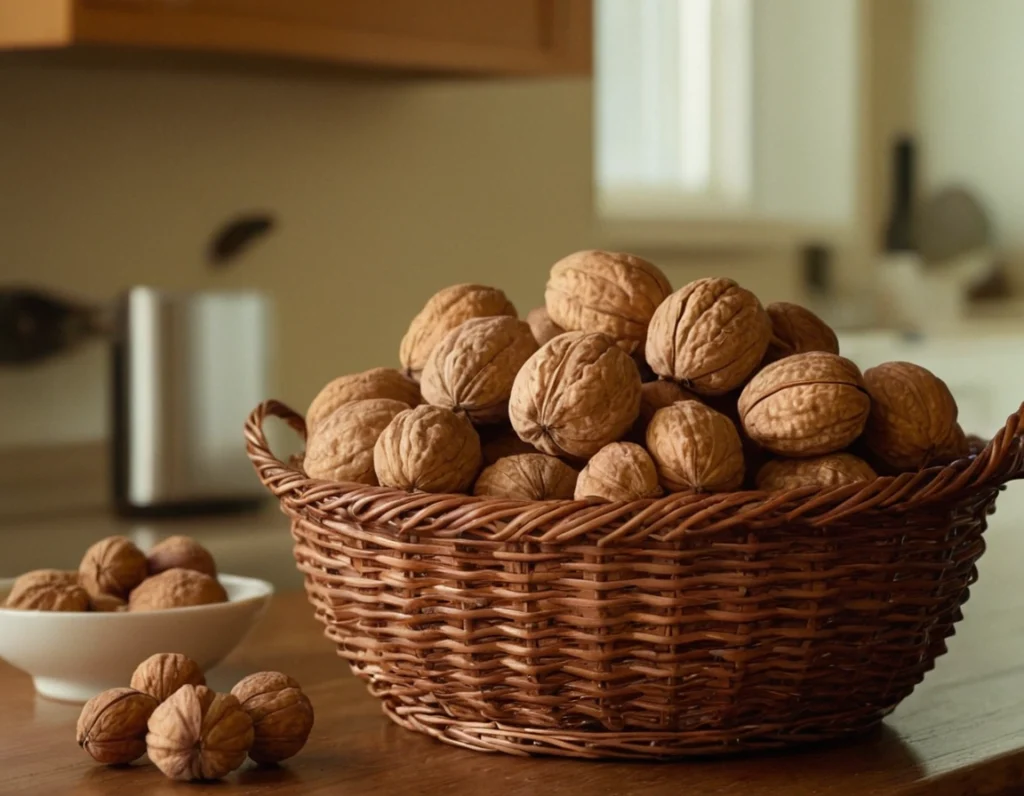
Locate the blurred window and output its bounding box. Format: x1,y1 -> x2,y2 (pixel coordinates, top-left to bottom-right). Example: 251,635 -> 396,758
596,0 -> 859,232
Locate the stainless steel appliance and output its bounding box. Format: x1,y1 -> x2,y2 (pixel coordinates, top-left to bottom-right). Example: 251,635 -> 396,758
112,287 -> 270,514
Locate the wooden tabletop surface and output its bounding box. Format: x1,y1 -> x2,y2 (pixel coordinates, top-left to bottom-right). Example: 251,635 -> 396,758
5,505 -> 1024,795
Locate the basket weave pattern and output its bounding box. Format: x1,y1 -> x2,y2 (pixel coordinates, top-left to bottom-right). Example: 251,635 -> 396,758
246,400 -> 1024,759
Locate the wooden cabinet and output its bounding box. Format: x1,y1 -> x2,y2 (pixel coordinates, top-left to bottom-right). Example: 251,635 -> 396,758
0,0 -> 591,75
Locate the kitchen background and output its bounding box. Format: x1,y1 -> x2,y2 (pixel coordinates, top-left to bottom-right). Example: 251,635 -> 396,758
1,0 -> 1022,583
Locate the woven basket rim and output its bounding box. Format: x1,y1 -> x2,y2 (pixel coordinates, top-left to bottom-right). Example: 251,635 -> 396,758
245,399 -> 1024,543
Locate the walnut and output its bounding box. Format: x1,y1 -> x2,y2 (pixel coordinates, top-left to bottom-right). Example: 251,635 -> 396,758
399,284 -> 517,380
305,367 -> 420,432
645,277 -> 772,396
304,398 -> 409,484
373,405 -> 482,493
147,536 -> 217,578
574,442 -> 662,502
128,568 -> 228,612
79,536 -> 148,599
89,593 -> 126,612
632,380 -> 701,440
4,569 -> 89,611
147,685 -> 254,781
756,453 -> 877,491
77,687 -> 159,765
479,425 -> 540,465
738,352 -> 870,457
509,331 -> 642,459
231,672 -> 315,764
764,302 -> 839,362
472,453 -> 578,500
863,361 -> 959,471
646,400 -> 745,492
526,306 -> 565,346
545,250 -> 672,354
420,316 -> 538,424
936,422 -> 970,465
131,653 -> 206,703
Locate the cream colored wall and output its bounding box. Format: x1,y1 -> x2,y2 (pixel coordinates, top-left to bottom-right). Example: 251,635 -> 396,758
0,56 -> 796,447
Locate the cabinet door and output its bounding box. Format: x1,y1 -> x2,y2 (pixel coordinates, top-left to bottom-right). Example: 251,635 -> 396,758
73,0 -> 592,74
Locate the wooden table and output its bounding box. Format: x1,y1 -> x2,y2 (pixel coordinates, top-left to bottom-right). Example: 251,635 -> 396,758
5,513 -> 1024,795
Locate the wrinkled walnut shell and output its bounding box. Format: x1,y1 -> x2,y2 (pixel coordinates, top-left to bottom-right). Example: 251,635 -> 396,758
545,250 -> 672,354
89,593 -> 126,612
756,453 -> 877,492
147,536 -> 217,578
479,425 -> 540,465
147,685 -> 254,781
77,687 -> 158,765
4,569 -> 88,611
304,398 -> 409,484
131,653 -> 206,703
373,405 -> 482,493
765,302 -> 839,362
863,361 -> 959,471
305,367 -> 421,432
646,401 -> 745,492
574,442 -> 663,502
509,331 -> 642,460
129,568 -> 228,612
526,306 -> 565,346
738,352 -> 870,457
231,672 -> 315,764
399,284 -> 517,380
420,316 -> 538,424
472,453 -> 578,500
79,536 -> 149,600
632,380 -> 701,440
645,277 -> 772,396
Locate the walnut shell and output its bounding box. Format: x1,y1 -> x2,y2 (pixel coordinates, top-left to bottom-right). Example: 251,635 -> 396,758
472,453 -> 578,500
936,422 -> 970,465
645,277 -> 772,396
765,302 -> 839,362
304,398 -> 409,484
632,380 -> 701,440
479,425 -> 540,465
77,687 -> 159,765
4,569 -> 89,611
399,284 -> 517,380
305,367 -> 420,432
79,536 -> 148,599
738,352 -> 870,457
509,331 -> 642,460
756,453 -> 877,491
420,316 -> 538,424
129,568 -> 228,612
863,361 -> 959,471
526,306 -> 565,346
574,442 -> 663,502
545,250 -> 672,354
146,685 -> 254,781
89,593 -> 127,612
147,536 -> 217,578
646,401 -> 745,492
131,653 -> 206,703
231,672 -> 315,764
373,405 -> 482,493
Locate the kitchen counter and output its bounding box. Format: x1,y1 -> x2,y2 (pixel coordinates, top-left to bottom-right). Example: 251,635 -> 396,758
0,507 -> 303,591
6,498 -> 1024,796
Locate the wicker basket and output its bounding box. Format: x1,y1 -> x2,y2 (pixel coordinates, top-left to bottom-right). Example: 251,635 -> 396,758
245,399 -> 1024,760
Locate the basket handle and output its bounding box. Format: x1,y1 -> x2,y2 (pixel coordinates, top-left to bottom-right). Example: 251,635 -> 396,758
244,399 -> 312,495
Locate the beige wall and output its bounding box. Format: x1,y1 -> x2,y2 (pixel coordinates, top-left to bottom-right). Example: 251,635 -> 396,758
0,55 -> 796,447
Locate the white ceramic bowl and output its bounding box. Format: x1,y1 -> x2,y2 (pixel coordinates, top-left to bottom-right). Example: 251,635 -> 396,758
0,574 -> 273,703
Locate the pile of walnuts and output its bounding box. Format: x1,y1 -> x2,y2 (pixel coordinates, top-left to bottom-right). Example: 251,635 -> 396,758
4,535 -> 226,612
303,249 -> 967,501
77,652 -> 314,781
